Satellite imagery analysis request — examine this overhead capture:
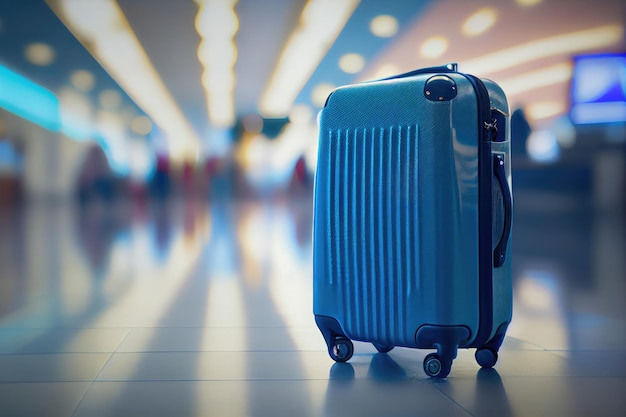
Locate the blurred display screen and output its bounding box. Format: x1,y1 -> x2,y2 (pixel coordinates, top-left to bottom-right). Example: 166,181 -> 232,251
570,53 -> 626,125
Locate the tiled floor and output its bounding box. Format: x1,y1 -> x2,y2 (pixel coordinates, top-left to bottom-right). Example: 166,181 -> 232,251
0,186 -> 624,416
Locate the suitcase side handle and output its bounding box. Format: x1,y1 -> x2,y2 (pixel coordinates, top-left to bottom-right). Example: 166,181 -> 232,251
493,154 -> 512,268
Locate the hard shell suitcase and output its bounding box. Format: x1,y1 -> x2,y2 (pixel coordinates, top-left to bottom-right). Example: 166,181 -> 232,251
312,63 -> 513,378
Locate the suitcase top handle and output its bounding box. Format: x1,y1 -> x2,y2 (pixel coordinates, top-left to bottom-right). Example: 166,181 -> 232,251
376,63 -> 459,82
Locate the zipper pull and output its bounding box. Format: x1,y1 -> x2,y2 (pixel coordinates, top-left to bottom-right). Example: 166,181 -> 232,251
484,118 -> 498,142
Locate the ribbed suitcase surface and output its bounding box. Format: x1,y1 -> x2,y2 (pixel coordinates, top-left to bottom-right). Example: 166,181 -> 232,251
317,124 -> 419,346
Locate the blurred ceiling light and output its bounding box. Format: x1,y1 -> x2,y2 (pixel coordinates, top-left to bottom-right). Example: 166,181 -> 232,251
461,24 -> 623,76
366,63 -> 400,81
259,0 -> 360,117
552,116 -> 577,148
24,42 -> 56,66
516,269 -> 562,315
130,115 -> 153,136
499,62 -> 572,96
289,104 -> 313,125
58,87 -> 93,140
127,138 -> 153,180
462,8 -> 497,37
118,105 -> 137,125
516,0 -> 543,6
96,109 -> 130,172
369,14 -> 398,38
525,100 -> 566,121
47,0 -> 200,162
420,36 -> 449,59
526,129 -> 560,163
98,89 -> 122,110
311,82 -> 336,108
53,0 -> 116,34
70,69 -> 95,92
339,52 -> 365,74
195,0 -> 239,128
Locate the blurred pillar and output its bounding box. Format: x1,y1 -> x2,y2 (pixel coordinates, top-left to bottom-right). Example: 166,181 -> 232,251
19,122 -> 88,200
593,147 -> 626,211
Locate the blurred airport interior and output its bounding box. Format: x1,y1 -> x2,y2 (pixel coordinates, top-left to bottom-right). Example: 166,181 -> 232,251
0,0 -> 623,206
0,0 -> 625,416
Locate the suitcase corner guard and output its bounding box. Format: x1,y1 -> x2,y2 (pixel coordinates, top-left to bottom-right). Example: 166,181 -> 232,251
315,314 -> 354,362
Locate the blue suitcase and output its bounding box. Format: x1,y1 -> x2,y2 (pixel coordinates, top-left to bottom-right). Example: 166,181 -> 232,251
313,63 -> 512,378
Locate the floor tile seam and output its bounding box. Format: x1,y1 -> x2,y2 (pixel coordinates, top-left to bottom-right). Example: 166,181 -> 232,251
69,379 -> 96,417
418,381 -> 476,416
68,348 -> 120,417
470,372 -> 626,378
0,347 -> 558,355
0,380 -> 96,385
544,349 -> 626,353
0,326 -> 135,330
87,325 -> 318,329
422,374 -> 626,414
0,329 -> 134,356
111,328 -> 133,355
102,347 -> 566,354
90,376 -> 432,383
0,378 -> 105,383
445,374 -> 626,380
109,349 -> 328,354
92,350 -> 117,382
64,348 -> 117,416
0,351 -> 121,356
502,338 -> 549,350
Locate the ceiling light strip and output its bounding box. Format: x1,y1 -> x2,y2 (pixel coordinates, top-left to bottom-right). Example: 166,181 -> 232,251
461,24 -> 624,76
0,64 -> 61,132
47,0 -> 200,161
498,62 -> 573,97
259,0 -> 360,118
195,0 -> 239,128
525,101 -> 567,121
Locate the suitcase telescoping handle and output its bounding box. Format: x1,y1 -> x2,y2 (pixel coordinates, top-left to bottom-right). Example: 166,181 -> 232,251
493,154 -> 512,268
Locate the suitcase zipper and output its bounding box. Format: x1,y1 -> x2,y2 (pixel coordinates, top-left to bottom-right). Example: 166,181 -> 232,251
461,73 -> 494,348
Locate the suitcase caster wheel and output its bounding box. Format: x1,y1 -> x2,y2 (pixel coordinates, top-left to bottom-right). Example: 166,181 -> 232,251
423,353 -> 451,378
475,347 -> 498,368
373,343 -> 394,353
330,337 -> 353,362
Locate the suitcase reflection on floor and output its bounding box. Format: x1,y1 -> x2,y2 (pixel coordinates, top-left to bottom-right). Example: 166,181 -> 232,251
323,352 -> 512,417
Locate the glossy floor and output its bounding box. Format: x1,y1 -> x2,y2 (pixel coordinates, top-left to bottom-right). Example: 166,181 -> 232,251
0,188 -> 624,416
